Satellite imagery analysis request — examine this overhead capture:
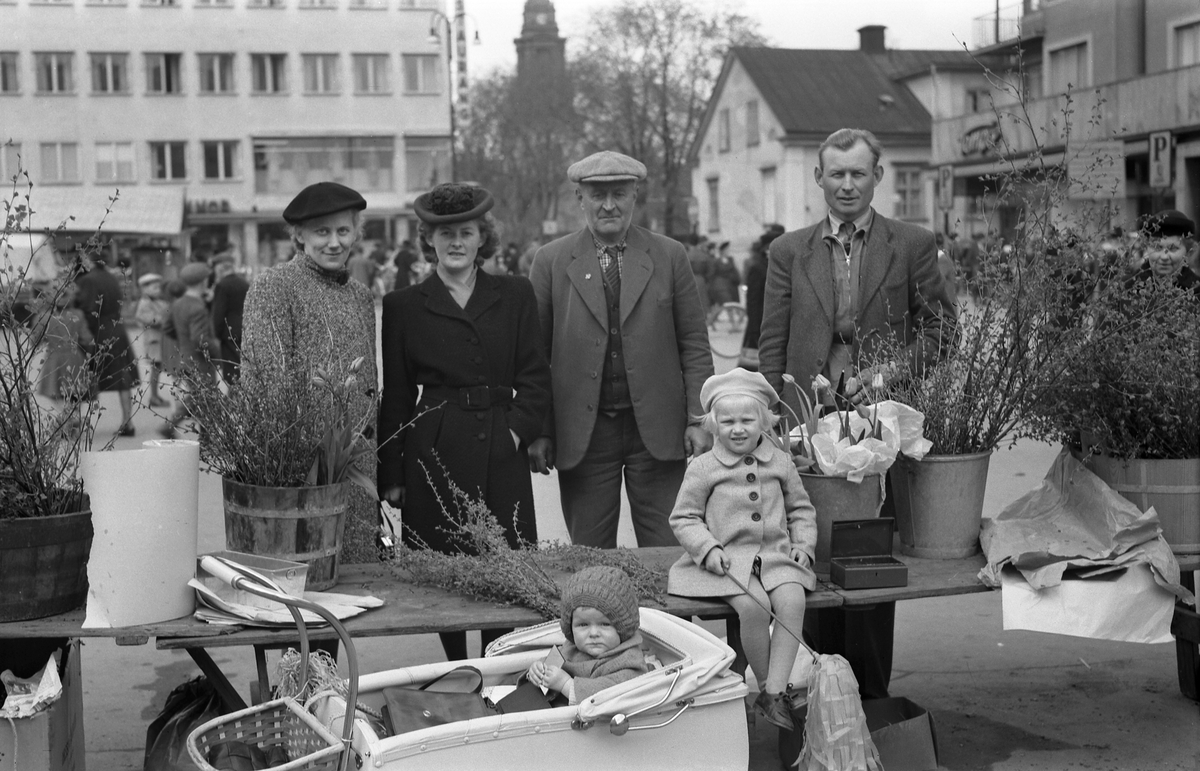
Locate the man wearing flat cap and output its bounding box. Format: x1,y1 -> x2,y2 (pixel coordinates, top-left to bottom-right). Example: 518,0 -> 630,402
529,150 -> 714,549
1134,209 -> 1200,294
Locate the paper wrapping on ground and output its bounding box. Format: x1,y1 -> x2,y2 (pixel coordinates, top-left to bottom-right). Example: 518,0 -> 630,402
979,448 -> 1193,607
1001,564 -> 1175,644
81,439 -> 199,627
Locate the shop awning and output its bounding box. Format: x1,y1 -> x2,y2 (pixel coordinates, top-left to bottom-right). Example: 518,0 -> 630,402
22,186 -> 185,236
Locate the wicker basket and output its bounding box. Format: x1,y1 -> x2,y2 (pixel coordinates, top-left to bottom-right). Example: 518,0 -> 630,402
187,696 -> 344,771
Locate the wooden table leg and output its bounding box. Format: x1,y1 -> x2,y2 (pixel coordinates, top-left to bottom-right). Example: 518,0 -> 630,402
1172,570 -> 1199,702
185,647 -> 248,712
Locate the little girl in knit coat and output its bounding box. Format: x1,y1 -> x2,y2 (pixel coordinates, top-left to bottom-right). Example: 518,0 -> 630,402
667,367 -> 817,731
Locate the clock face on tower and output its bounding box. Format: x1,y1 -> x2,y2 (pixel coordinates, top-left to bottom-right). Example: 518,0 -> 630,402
535,12 -> 548,25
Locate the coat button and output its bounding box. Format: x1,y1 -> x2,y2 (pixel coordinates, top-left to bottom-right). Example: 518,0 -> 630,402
744,457 -> 754,465
751,512 -> 762,522
477,432 -> 486,441
610,327 -> 618,335
747,473 -> 756,482
591,372 -> 597,378
749,492 -> 759,501
476,413 -> 485,421
587,405 -> 594,411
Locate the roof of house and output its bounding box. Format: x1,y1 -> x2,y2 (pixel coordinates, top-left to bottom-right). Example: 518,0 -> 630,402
690,46 -> 980,161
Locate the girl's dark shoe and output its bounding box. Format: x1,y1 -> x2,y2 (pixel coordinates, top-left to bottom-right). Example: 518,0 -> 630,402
754,690 -> 795,731
117,423 -> 135,437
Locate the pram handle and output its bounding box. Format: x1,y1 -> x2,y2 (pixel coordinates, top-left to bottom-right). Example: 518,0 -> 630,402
608,667 -> 682,736
197,555 -> 360,771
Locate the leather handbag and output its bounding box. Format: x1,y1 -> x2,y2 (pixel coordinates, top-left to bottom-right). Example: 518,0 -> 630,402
382,666 -> 497,737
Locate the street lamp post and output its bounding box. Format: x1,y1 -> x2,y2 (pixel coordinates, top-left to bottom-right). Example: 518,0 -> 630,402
428,9 -> 478,182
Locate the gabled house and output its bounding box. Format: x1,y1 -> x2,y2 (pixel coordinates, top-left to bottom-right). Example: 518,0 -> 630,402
689,26 -> 991,259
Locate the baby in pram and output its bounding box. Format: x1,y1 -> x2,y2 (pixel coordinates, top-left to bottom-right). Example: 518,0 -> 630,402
526,566 -> 649,705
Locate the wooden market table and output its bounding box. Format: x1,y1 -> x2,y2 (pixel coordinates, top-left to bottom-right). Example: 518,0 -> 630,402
1,547 -> 1196,712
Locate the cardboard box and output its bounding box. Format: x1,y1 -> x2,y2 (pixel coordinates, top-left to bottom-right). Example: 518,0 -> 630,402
829,517 -> 908,590
197,551 -> 308,610
778,695 -> 938,771
0,641 -> 84,771
864,697 -> 939,771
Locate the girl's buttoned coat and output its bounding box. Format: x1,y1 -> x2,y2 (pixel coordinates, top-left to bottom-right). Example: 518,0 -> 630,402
668,439 -> 817,598
377,270 -> 551,553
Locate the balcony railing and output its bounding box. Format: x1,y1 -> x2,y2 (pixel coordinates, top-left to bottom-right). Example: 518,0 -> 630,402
972,3 -> 1024,49
933,64 -> 1200,165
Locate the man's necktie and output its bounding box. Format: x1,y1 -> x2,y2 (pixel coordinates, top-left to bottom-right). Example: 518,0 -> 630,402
602,247 -> 621,293
838,221 -> 855,264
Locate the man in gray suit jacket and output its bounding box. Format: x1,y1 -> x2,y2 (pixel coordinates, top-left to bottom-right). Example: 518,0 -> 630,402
529,151 -> 714,548
759,128 -> 956,700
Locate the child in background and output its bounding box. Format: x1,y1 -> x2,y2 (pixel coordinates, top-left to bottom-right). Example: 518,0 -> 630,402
36,281 -> 95,424
134,273 -> 170,408
527,566 -> 648,704
667,367 -> 817,731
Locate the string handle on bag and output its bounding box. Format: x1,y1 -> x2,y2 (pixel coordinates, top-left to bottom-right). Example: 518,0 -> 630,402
724,568 -> 819,665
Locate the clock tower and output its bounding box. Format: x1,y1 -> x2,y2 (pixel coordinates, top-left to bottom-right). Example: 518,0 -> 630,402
514,0 -> 566,85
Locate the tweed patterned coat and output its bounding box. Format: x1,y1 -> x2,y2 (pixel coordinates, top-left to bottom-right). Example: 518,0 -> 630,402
668,439 -> 817,598
240,254 -> 379,563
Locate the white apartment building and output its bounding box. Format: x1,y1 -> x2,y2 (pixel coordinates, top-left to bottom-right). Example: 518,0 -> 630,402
1,0 -> 452,277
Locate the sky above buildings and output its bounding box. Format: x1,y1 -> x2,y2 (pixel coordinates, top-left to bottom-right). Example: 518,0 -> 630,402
464,0 -> 1002,79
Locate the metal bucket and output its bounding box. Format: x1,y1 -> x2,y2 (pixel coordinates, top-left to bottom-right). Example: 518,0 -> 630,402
221,479 -> 348,590
798,473 -> 884,572
1078,453 -> 1200,554
891,452 -> 992,559
0,508 -> 93,622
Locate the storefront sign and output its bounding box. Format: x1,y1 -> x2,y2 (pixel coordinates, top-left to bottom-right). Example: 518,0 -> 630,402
958,122 -> 1002,158
185,199 -> 232,215
1148,131 -> 1172,188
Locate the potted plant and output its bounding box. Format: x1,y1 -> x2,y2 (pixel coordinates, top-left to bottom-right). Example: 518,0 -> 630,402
1,173 -> 104,621
774,374 -> 926,571
1038,270 -> 1200,554
176,354 -> 379,590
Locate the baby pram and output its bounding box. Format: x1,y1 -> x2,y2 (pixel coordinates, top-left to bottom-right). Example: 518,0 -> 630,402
308,607 -> 750,770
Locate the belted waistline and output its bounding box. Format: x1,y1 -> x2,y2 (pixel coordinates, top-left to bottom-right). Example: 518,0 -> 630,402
422,385 -> 513,411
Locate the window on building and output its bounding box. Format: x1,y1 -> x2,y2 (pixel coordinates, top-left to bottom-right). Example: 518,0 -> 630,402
251,54 -> 288,93
746,100 -> 759,147
141,0 -> 178,6
399,0 -> 438,7
350,0 -> 386,8
198,54 -> 234,93
1022,63 -> 1043,101
90,53 -> 128,93
1175,21 -> 1200,67
149,141 -> 186,179
299,0 -> 337,7
0,53 -> 18,93
35,52 -> 74,93
404,136 -> 450,191
247,0 -> 285,6
145,53 -> 182,94
254,136 -> 395,193
353,54 -> 389,93
894,166 -> 924,220
302,54 -> 339,93
717,108 -> 730,153
761,167 -> 776,225
95,141 -> 134,182
1,143 -> 22,181
966,87 -> 991,113
194,0 -> 232,6
1048,41 -> 1088,94
203,140 -> 238,179
707,177 -> 719,232
40,142 -> 80,183
402,54 -> 440,93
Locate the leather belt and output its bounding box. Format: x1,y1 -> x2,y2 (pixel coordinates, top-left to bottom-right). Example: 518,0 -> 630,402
423,385 -> 513,411
833,332 -> 855,345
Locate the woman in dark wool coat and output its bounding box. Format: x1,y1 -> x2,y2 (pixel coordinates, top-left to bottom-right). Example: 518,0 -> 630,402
378,182 -> 550,661
76,253 -> 139,435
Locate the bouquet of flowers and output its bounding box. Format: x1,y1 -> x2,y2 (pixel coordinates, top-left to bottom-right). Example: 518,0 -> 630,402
775,373 -> 931,483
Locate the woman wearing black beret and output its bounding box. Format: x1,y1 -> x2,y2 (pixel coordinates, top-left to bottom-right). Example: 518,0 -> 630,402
377,182 -> 551,661
240,181 -> 380,562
